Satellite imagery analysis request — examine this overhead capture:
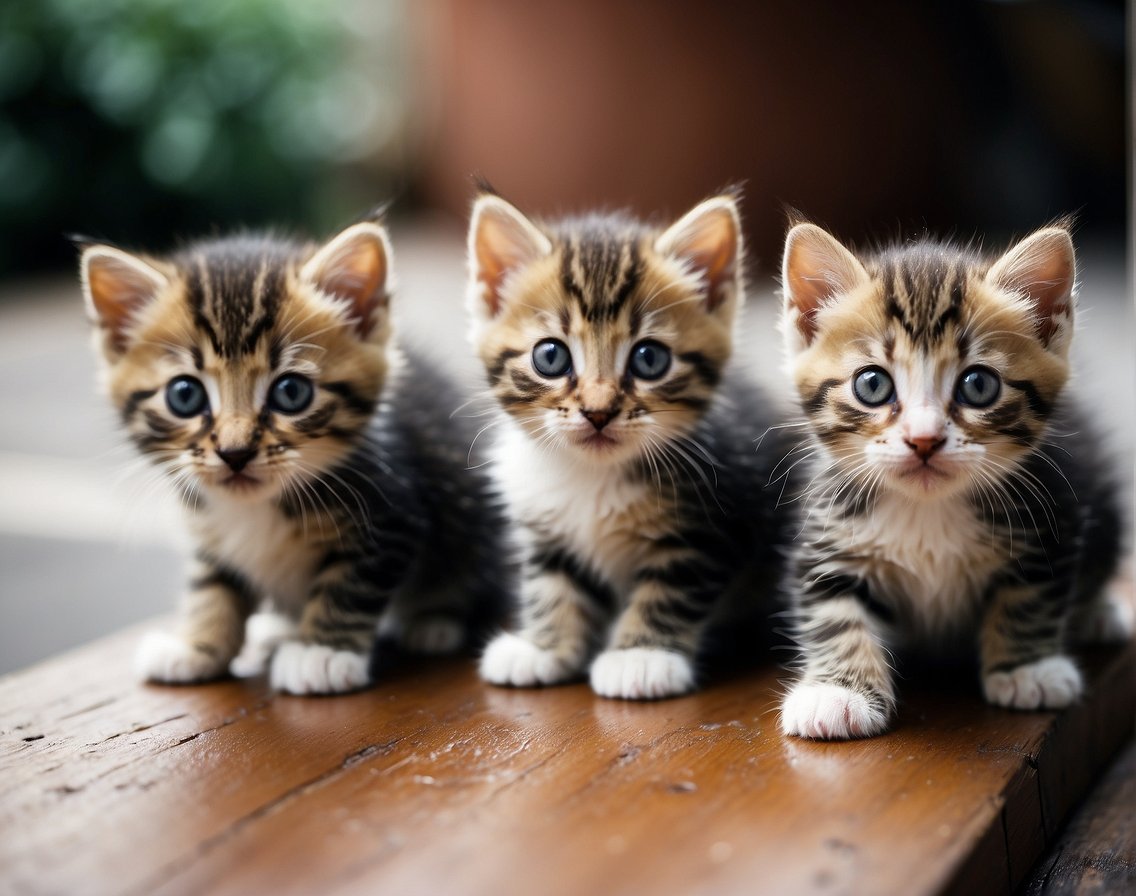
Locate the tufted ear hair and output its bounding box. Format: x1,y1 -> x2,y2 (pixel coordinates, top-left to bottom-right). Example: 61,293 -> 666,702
467,193 -> 552,320
80,245 -> 169,358
301,221 -> 394,338
985,225 -> 1076,357
781,223 -> 869,350
654,195 -> 742,313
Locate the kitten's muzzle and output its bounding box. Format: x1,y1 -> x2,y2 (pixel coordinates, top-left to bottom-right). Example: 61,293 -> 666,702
216,446 -> 258,473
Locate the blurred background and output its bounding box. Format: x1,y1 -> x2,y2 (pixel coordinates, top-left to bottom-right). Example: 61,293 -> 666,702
0,0 -> 1130,673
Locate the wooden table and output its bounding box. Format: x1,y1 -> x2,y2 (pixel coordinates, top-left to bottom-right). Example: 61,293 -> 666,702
1,623 -> 1132,896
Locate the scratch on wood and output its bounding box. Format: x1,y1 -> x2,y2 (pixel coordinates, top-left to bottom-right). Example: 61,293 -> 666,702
342,740 -> 400,769
128,734 -> 413,895
58,697 -> 118,721
97,713 -> 190,745
999,806 -> 1014,891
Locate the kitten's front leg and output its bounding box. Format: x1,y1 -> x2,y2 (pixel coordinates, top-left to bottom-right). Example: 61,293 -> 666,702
781,577 -> 896,739
589,559 -> 716,700
480,550 -> 606,688
135,558 -> 254,684
270,551 -> 401,695
980,581 -> 1082,710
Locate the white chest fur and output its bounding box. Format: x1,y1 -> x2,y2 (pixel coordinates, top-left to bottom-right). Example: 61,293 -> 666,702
190,492 -> 323,613
832,492 -> 1007,634
494,424 -> 655,595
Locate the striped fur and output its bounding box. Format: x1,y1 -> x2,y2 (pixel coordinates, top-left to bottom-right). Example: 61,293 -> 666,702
81,223 -> 505,694
778,221 -> 1127,739
468,192 -> 789,699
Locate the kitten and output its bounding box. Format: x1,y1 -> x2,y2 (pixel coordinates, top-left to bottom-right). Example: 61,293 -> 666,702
466,190 -> 788,700
777,220 -> 1131,739
80,220 -> 504,694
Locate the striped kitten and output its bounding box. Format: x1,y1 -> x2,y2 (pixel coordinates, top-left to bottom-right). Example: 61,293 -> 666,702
81,221 -> 504,694
778,221 -> 1130,739
467,190 -> 788,700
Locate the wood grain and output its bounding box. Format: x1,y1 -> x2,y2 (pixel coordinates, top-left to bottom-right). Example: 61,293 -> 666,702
0,623 -> 1132,896
1023,740 -> 1136,895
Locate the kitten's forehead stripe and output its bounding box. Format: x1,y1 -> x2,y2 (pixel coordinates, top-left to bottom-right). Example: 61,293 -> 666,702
875,249 -> 972,349
554,216 -> 643,324
181,239 -> 289,359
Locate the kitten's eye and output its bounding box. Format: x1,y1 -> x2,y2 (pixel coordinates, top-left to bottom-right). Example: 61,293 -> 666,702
956,366 -> 1001,408
852,367 -> 895,407
268,374 -> 315,414
628,340 -> 671,380
532,339 -> 572,378
166,376 -> 209,418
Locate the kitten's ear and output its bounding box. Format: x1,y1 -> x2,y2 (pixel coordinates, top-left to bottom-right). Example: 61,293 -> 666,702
654,196 -> 741,313
80,245 -> 169,356
302,222 -> 393,338
986,226 -> 1076,354
781,223 -> 869,348
467,194 -> 552,318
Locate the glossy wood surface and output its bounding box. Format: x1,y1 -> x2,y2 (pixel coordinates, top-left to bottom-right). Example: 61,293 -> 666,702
1,624 -> 1132,896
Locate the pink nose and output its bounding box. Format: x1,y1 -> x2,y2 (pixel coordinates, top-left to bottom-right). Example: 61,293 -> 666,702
905,436 -> 945,460
581,408 -> 614,431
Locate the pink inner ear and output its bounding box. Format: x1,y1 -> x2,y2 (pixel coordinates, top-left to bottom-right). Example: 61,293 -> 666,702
1027,251 -> 1073,346
689,226 -> 737,312
989,229 -> 1075,348
656,201 -> 740,312
309,231 -> 389,336
472,203 -> 549,318
783,249 -> 832,345
84,252 -> 167,352
474,226 -> 518,317
782,225 -> 866,346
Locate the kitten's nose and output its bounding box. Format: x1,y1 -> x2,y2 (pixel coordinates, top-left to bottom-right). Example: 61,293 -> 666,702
580,408 -> 615,431
905,436 -> 945,460
216,446 -> 257,473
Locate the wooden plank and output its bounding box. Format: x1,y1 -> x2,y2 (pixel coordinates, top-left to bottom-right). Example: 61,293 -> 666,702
0,625 -> 1132,896
1023,739 -> 1136,894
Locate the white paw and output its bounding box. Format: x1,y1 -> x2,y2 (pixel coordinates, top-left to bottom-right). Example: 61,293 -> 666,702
401,616 -> 465,655
589,648 -> 695,700
1076,589 -> 1135,644
230,612 -> 297,678
983,655 -> 1082,710
780,681 -> 890,740
479,633 -> 581,687
269,641 -> 370,695
134,631 -> 228,684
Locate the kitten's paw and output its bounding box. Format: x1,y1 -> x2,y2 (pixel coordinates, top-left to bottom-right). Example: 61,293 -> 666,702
1075,588 -> 1135,644
230,612 -> 297,678
780,681 -> 891,740
401,615 -> 465,655
269,641 -> 371,695
134,632 -> 228,684
479,633 -> 582,687
589,648 -> 695,700
983,655 -> 1082,710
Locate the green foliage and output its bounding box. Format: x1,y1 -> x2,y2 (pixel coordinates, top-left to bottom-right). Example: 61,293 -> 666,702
0,0 -> 399,274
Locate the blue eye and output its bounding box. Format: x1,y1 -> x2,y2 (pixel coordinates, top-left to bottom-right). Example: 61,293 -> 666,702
852,367 -> 895,406
166,376 -> 208,418
268,374 -> 314,414
628,340 -> 671,380
956,366 -> 1001,408
532,339 -> 572,378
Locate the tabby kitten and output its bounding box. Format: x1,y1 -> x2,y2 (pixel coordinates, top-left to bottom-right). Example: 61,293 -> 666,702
81,220 -> 504,694
778,220 -> 1130,739
467,190 -> 788,700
